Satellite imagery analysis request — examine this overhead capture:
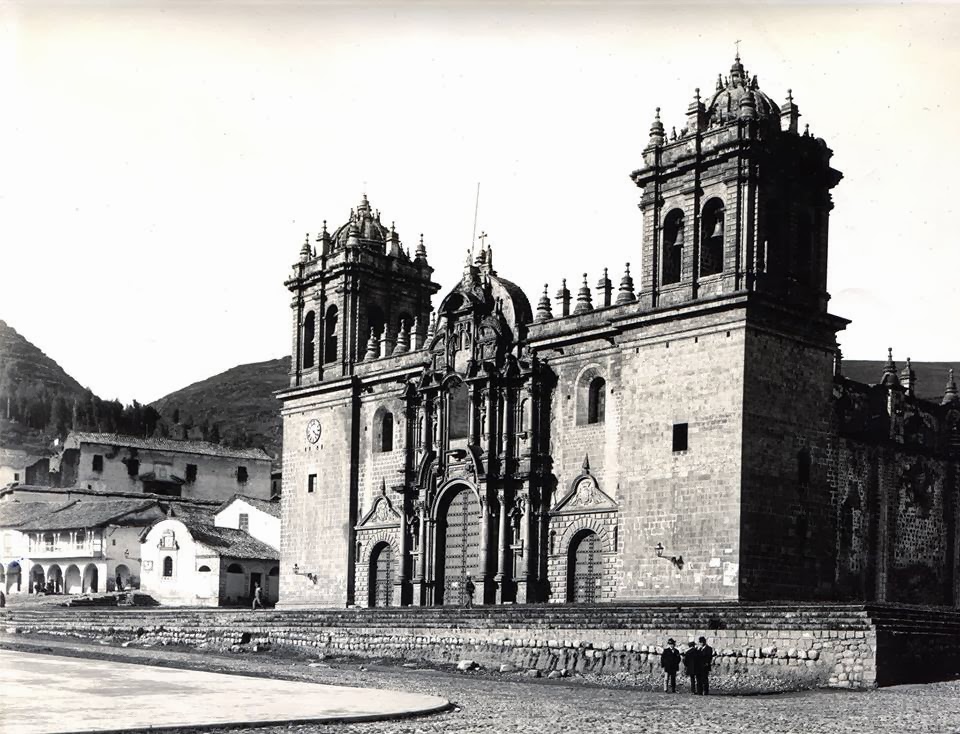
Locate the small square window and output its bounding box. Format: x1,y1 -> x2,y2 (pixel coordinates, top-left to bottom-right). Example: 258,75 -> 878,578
13,473 -> 19,482
186,464 -> 198,483
308,474 -> 317,493
92,454 -> 104,472
127,459 -> 140,477
237,466 -> 248,483
672,423 -> 688,452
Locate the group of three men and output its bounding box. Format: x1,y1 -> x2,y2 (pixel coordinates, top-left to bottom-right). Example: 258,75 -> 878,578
659,637 -> 714,694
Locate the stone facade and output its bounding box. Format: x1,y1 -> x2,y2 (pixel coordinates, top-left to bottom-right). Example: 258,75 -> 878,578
278,55 -> 960,609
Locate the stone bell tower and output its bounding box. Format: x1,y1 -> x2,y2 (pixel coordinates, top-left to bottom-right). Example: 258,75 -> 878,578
285,194 -> 441,387
630,54 -> 843,315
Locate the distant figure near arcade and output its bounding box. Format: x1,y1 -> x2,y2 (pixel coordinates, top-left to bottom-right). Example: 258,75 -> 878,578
277,55 -> 960,611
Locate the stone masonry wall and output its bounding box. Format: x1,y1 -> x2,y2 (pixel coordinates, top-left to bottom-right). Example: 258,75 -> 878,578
1,604 -> 889,692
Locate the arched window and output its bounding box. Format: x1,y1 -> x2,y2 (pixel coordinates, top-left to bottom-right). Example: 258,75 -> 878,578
379,411 -> 394,453
302,311 -> 315,369
576,368 -> 606,426
587,377 -> 606,424
367,304 -> 385,341
43,532 -> 55,551
700,198 -> 725,276
448,381 -> 470,440
197,565 -> 211,573
662,209 -> 684,285
324,305 -> 338,364
162,556 -> 173,577
227,563 -> 243,574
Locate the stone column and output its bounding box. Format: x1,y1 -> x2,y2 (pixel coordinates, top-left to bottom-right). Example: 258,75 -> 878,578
515,494 -> 532,604
478,493 -> 491,604
411,500 -> 428,606
395,492 -> 408,607
495,489 -> 510,603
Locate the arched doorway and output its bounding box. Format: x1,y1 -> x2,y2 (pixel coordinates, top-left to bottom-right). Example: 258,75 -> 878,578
82,564 -> 98,593
567,530 -> 602,603
435,484 -> 481,606
29,564 -> 45,594
114,564 -> 131,591
368,542 -> 394,608
5,562 -> 20,593
64,565 -> 81,594
47,564 -> 63,594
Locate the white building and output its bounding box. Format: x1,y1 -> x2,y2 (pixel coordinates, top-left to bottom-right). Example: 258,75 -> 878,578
140,495 -> 279,606
1,498 -> 165,595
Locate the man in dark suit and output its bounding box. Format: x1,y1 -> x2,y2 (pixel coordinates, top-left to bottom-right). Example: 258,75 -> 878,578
660,638 -> 682,692
695,636 -> 714,695
682,641 -> 698,693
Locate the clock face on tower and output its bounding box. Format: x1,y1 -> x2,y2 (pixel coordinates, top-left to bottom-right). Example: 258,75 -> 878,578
306,419 -> 322,444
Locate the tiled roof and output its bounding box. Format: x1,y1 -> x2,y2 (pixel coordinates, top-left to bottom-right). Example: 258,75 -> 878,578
215,494 -> 281,519
0,501 -> 75,529
0,484 -> 221,508
63,432 -> 272,462
17,499 -> 164,531
186,522 -> 279,561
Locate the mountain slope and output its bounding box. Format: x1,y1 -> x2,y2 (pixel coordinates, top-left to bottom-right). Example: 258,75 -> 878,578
151,357 -> 290,460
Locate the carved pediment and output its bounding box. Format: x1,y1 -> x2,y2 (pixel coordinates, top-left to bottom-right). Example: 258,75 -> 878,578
358,483 -> 401,528
553,455 -> 617,513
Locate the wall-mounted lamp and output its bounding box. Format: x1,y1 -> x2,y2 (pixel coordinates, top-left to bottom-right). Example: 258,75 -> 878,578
655,542 -> 684,571
292,563 -> 318,584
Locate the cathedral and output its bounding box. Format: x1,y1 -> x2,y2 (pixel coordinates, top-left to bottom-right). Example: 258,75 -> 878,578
278,56 -> 960,609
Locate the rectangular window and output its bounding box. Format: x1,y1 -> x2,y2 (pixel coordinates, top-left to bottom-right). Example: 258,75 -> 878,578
154,463 -> 169,479
92,454 -> 104,472
672,423 -> 689,452
237,466 -> 248,483
308,474 -> 317,493
127,459 -> 140,477
186,464 -> 198,483
239,513 -> 249,532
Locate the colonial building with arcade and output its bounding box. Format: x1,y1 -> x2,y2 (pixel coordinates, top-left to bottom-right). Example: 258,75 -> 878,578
278,56 -> 960,609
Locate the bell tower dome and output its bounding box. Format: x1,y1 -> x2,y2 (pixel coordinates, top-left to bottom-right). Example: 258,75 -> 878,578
285,195 -> 441,386
630,55 -> 843,314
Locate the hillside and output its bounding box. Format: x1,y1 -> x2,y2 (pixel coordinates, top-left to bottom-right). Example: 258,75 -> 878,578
151,357 -> 289,461
0,320 -> 89,451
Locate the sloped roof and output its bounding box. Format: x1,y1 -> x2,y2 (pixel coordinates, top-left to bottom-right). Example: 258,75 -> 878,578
0,501 -> 75,529
187,522 -> 279,560
215,494 -> 281,518
63,432 -> 271,462
17,499 -> 164,531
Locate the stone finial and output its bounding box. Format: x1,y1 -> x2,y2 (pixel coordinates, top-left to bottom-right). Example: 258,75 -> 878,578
834,347 -> 843,378
716,73 -> 723,92
616,262 -> 636,305
942,368 -> 959,406
346,220 -> 361,247
597,268 -> 612,308
415,233 -> 428,261
379,325 -> 394,358
739,91 -> 757,121
686,87 -> 706,133
582,454 -> 591,472
394,319 -> 410,354
317,220 -> 332,256
411,317 -> 423,350
573,274 -> 594,316
535,284 -> 553,322
648,107 -> 665,147
803,123 -> 810,138
300,232 -> 312,261
426,311 -> 437,341
364,327 -> 380,361
900,357 -> 916,397
880,347 -> 901,388
556,279 -> 572,318
387,222 -> 401,257
780,88 -> 800,134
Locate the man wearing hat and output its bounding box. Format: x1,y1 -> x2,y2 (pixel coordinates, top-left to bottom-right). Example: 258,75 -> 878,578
660,638 -> 681,693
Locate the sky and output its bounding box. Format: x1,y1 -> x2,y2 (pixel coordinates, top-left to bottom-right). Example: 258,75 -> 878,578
1,2 -> 958,404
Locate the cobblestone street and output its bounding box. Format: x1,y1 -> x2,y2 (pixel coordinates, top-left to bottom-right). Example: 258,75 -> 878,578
3,636 -> 959,734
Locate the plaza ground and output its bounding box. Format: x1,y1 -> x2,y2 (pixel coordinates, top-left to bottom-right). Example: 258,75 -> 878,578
2,635 -> 960,733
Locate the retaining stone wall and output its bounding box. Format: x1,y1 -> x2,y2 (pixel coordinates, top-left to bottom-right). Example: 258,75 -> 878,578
0,604 -> 886,692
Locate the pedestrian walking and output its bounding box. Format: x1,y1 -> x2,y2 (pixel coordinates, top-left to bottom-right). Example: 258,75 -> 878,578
660,638 -> 681,692
463,575 -> 475,609
695,636 -> 714,695
252,583 -> 263,610
682,641 -> 697,693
